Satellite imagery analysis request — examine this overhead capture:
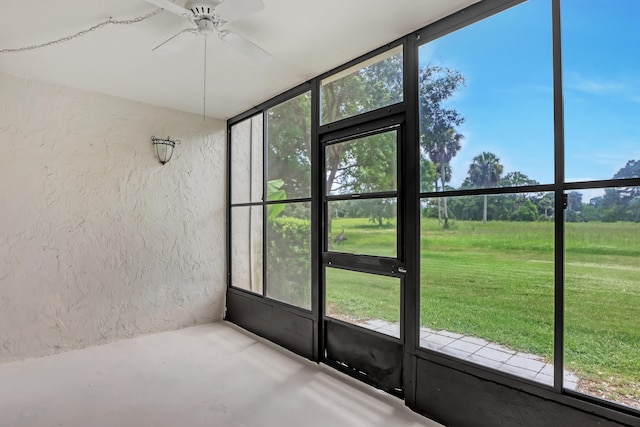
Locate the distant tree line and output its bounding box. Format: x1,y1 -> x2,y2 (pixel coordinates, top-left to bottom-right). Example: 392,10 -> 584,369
422,159 -> 639,224
566,160 -> 640,223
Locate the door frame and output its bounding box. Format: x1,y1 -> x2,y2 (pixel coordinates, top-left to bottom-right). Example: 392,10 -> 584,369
318,115 -> 408,396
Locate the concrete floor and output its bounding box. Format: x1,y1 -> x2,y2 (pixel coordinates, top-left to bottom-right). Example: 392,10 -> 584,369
0,322 -> 441,427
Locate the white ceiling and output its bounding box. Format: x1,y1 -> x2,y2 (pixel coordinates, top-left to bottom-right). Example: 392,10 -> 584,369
0,0 -> 478,120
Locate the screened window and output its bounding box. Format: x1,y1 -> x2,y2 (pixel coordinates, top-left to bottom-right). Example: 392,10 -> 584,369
563,0 -> 640,183
565,187 -> 640,409
231,114 -> 263,204
266,202 -> 311,309
325,267 -> 401,338
229,93 -> 313,309
230,206 -> 263,294
267,92 -> 312,200
420,193 -> 555,385
562,0 -> 640,409
230,113 -> 264,295
418,0 -> 553,194
325,133 -> 397,196
325,129 -> 399,258
321,45 -> 403,125
417,0 -> 557,385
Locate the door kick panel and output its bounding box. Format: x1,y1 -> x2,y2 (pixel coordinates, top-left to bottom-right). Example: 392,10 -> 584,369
325,320 -> 403,392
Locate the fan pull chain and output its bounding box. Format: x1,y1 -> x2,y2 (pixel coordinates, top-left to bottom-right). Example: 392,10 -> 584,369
0,9 -> 163,53
203,36 -> 207,122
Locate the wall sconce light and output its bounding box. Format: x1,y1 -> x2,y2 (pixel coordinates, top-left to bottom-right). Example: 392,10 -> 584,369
151,136 -> 179,165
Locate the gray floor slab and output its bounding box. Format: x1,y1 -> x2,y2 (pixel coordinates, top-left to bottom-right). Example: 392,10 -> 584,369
0,322 -> 442,427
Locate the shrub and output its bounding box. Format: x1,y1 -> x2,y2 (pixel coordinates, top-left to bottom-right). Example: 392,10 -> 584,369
266,216 -> 312,308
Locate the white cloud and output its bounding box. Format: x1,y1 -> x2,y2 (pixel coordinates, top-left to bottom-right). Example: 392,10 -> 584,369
565,72 -> 626,95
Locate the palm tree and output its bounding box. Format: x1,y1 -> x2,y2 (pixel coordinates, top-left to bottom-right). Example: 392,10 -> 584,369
427,127 -> 463,226
468,152 -> 504,223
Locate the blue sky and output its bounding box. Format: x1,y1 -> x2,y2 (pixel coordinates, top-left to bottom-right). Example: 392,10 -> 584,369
418,0 -> 640,198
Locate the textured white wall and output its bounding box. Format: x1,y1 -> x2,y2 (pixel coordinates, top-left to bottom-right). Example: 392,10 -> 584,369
0,72 -> 226,363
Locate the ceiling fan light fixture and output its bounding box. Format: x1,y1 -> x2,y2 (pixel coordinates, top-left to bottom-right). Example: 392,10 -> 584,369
197,19 -> 216,36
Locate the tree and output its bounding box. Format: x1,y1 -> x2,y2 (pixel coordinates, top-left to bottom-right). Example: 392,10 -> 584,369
266,54 -> 466,229
600,188 -> 624,222
418,66 -> 466,227
510,199 -> 538,221
498,171 -> 539,188
323,57 -> 466,228
612,159 -> 640,202
323,52 -> 403,201
585,160 -> 640,222
428,128 -> 463,226
418,66 -> 465,136
495,172 -> 542,221
538,193 -> 554,220
565,191 -> 585,222
447,195 -> 483,221
567,191 -> 583,212
420,157 -> 438,193
326,131 -> 396,195
468,152 -> 504,223
267,92 -> 311,200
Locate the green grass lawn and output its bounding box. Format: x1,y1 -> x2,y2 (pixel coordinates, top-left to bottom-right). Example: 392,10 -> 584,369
329,217 -> 397,257
327,217 -> 640,405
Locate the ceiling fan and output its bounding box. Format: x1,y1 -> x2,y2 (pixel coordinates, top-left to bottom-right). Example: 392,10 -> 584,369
145,0 -> 272,63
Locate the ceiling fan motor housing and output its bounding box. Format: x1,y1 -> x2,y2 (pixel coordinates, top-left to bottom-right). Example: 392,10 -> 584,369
185,0 -> 223,19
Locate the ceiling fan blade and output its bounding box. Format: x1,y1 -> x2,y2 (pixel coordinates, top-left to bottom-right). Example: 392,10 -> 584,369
153,28 -> 198,52
221,30 -> 272,63
215,0 -> 264,22
144,0 -> 193,19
